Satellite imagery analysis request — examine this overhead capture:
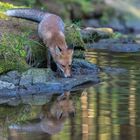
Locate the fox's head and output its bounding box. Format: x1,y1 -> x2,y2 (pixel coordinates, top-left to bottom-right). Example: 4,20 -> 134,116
56,49 -> 73,77
47,31 -> 73,77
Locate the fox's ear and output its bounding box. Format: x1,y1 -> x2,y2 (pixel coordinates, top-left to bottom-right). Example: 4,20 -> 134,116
55,46 -> 61,55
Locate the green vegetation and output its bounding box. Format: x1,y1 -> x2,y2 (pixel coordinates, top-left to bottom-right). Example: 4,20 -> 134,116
65,24 -> 85,49
0,33 -> 29,74
0,104 -> 40,137
0,2 -> 18,12
0,1 -> 26,19
59,0 -> 93,13
0,32 -> 43,74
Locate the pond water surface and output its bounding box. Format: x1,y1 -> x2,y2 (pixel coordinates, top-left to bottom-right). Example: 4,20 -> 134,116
0,50 -> 140,140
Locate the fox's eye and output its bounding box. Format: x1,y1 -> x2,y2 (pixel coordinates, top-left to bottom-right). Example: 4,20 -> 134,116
61,64 -> 65,68
69,65 -> 71,67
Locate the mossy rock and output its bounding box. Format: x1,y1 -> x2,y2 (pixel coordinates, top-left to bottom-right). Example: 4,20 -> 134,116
80,27 -> 114,42
20,68 -> 55,86
0,33 -> 31,74
73,50 -> 85,59
0,59 -> 28,74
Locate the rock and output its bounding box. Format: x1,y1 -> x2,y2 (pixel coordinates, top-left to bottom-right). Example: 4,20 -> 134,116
0,58 -> 101,99
57,75 -> 100,90
98,38 -> 136,44
86,43 -> 140,52
72,59 -> 100,74
125,19 -> 140,33
109,44 -> 140,52
20,68 -> 55,86
0,71 -> 21,85
0,88 -> 17,98
106,18 -> 125,32
82,19 -> 100,28
80,27 -> 114,42
0,80 -> 15,89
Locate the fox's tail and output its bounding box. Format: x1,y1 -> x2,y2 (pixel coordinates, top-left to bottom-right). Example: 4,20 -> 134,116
6,8 -> 46,22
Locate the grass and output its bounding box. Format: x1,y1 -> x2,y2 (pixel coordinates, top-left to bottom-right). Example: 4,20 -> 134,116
0,1 -> 26,19
0,1 -> 25,12
65,24 -> 85,50
0,33 -> 28,73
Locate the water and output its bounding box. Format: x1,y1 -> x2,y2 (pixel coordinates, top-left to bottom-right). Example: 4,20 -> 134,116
0,50 -> 140,140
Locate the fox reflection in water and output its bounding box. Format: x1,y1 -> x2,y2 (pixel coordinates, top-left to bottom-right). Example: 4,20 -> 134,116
9,92 -> 75,138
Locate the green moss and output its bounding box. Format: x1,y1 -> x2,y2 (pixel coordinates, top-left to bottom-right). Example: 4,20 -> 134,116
0,2 -> 27,19
0,33 -> 36,74
100,6 -> 116,25
0,2 -> 26,12
65,24 -> 85,50
112,32 -> 124,39
27,40 -> 47,67
58,0 -> 93,13
0,2 -> 17,12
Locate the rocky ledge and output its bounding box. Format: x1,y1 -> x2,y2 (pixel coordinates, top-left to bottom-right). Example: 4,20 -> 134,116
0,58 -> 127,99
0,59 -> 100,98
80,27 -> 140,53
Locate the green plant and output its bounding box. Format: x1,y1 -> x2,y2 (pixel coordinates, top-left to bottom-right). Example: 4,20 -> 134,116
65,24 -> 85,50
0,2 -> 25,12
0,33 -> 36,73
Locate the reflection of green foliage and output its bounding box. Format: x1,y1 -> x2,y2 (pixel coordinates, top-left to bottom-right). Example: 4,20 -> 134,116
0,104 -> 40,137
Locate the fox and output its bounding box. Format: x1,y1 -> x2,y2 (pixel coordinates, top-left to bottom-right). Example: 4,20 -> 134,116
6,8 -> 73,77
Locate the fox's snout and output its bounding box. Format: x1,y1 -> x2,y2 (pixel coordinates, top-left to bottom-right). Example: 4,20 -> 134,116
55,49 -> 73,78
64,72 -> 71,78
57,64 -> 72,78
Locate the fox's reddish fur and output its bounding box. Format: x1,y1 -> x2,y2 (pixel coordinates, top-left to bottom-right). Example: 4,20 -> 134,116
38,14 -> 73,77
6,9 -> 73,77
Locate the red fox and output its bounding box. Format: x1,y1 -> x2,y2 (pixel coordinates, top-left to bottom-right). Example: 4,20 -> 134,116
6,9 -> 73,77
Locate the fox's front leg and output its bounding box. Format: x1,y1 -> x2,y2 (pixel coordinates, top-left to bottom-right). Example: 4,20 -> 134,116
47,48 -> 51,68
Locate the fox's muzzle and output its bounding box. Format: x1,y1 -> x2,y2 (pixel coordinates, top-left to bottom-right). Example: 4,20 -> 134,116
57,64 -> 72,78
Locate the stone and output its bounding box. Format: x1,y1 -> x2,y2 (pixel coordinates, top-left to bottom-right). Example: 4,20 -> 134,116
82,19 -> 100,28
20,68 -> 55,86
125,19 -> 140,33
0,80 -> 15,89
72,58 -> 100,74
80,27 -> 113,42
107,18 -> 125,32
